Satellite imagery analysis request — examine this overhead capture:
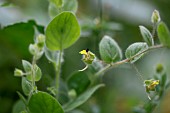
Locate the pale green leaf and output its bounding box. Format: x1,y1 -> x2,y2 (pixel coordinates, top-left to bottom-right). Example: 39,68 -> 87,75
22,60 -> 42,82
12,100 -> 26,113
50,0 -> 63,8
49,0 -> 78,18
139,26 -> 154,46
125,42 -> 148,63
26,65 -> 42,82
99,35 -> 122,63
22,77 -> 32,96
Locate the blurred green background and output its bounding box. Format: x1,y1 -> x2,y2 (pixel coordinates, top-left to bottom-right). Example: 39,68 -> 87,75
0,0 -> 170,113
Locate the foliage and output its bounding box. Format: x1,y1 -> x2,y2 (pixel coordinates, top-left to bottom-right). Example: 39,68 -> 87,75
1,0 -> 170,113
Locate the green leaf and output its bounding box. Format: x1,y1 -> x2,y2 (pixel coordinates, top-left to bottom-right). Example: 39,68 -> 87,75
28,91 -> 64,113
22,77 -> 32,96
125,42 -> 148,63
0,20 -> 44,59
46,11 -> 80,51
22,60 -> 42,81
12,100 -> 26,113
27,65 -> 42,82
157,22 -> 170,47
22,60 -> 32,73
139,26 -> 154,46
50,0 -> 63,8
63,84 -> 105,112
99,35 -> 122,63
49,0 -> 78,18
67,71 -> 90,95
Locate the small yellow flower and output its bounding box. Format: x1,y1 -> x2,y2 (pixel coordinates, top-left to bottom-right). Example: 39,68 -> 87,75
79,49 -> 95,65
144,79 -> 159,92
150,80 -> 159,89
79,50 -> 88,55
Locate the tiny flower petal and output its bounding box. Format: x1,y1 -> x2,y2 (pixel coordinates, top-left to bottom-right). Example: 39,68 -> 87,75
151,80 -> 159,86
79,50 -> 87,55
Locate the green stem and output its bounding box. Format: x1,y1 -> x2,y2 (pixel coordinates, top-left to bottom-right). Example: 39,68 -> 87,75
55,50 -> 62,98
95,45 -> 164,77
27,56 -> 37,106
31,56 -> 36,88
152,23 -> 157,39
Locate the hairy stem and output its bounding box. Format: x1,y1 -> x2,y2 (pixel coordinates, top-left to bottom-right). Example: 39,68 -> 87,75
31,56 -> 36,87
95,45 -> 164,77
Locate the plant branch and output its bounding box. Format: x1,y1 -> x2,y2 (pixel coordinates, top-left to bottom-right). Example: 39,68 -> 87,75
95,45 -> 164,77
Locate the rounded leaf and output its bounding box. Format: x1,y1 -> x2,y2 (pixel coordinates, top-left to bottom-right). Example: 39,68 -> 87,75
46,11 -> 80,50
22,77 -> 32,96
99,35 -> 122,63
157,22 -> 170,47
50,0 -> 63,8
22,60 -> 32,73
28,91 -> 64,113
22,60 -> 42,82
12,100 -> 26,113
125,42 -> 148,63
139,26 -> 154,46
26,65 -> 42,82
49,0 -> 78,18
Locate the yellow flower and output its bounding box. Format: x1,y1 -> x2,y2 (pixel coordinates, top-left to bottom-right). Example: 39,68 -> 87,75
150,80 -> 159,88
144,79 -> 159,92
79,50 -> 88,55
79,49 -> 95,65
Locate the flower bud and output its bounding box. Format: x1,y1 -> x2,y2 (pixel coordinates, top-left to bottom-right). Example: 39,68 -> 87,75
29,44 -> 37,55
156,63 -> 164,74
151,10 -> 161,24
79,49 -> 95,64
144,79 -> 159,92
29,44 -> 44,60
14,68 -> 23,77
37,34 -> 45,49
68,89 -> 77,99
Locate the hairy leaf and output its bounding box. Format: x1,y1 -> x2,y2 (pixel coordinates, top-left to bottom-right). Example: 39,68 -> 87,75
139,26 -> 154,46
49,0 -> 78,18
125,42 -> 148,63
22,60 -> 42,82
22,77 -> 32,96
99,35 -> 122,63
12,100 -> 26,113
